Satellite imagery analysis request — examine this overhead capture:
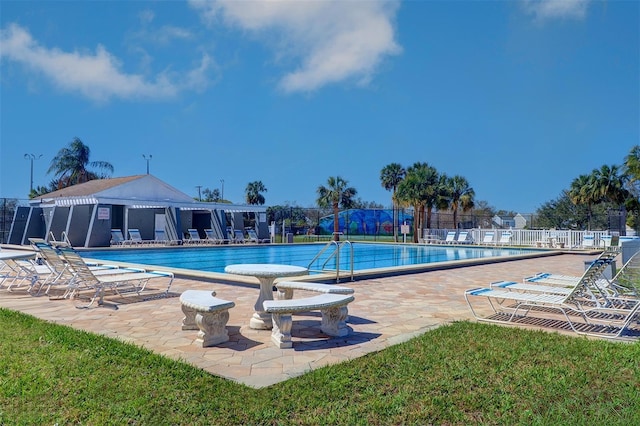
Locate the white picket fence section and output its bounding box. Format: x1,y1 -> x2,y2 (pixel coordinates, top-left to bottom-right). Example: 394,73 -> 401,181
423,228 -> 613,249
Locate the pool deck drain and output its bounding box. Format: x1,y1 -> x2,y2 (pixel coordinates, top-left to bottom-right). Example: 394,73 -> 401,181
0,253 -> 615,388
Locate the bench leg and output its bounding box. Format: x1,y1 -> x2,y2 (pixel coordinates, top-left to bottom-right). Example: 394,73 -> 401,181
181,305 -> 199,330
270,313 -> 293,348
195,310 -> 230,347
321,305 -> 350,337
276,289 -> 294,300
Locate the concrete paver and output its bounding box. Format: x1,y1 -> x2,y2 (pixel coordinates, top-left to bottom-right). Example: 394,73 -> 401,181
0,253 -> 628,388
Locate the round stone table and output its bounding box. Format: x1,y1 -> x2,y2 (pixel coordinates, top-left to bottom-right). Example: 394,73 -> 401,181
224,264 -> 309,329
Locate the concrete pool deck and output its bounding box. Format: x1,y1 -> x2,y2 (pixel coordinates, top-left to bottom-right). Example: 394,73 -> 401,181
0,252 -> 634,388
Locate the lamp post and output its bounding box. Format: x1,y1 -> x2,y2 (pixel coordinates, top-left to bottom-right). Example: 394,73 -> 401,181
143,154 -> 152,174
196,185 -> 202,201
220,179 -> 225,201
24,153 -> 42,193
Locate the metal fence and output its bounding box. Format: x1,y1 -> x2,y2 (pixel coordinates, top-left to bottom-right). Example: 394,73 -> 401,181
0,198 -> 633,245
266,207 -> 629,239
0,198 -> 27,244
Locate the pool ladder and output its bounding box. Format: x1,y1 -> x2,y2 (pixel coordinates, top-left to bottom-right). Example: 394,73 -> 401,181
307,240 -> 354,283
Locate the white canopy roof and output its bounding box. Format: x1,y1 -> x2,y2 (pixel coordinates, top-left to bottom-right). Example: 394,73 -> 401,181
31,174 -> 265,213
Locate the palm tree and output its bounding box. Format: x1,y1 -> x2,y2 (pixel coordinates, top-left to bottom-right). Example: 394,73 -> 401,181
623,146 -> 640,224
624,145 -> 640,195
380,163 -> 406,242
592,164 -> 628,205
442,175 -> 475,228
432,173 -> 451,229
245,181 -> 267,205
395,162 -> 439,242
568,174 -> 598,230
316,176 -> 357,241
47,137 -> 114,189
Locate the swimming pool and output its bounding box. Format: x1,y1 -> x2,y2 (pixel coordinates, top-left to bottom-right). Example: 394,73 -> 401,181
81,243 -> 541,276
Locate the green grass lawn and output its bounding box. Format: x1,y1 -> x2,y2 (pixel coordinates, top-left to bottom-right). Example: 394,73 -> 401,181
1,308 -> 639,425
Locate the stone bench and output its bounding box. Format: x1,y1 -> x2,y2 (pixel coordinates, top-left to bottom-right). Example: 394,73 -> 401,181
275,281 -> 354,300
263,293 -> 355,348
180,290 -> 235,347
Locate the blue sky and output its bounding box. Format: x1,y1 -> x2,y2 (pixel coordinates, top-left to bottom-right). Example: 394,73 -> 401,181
1,0 -> 637,213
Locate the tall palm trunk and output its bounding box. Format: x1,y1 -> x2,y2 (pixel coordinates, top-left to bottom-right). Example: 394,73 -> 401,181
453,207 -> 458,229
393,198 -> 397,243
333,202 -> 340,241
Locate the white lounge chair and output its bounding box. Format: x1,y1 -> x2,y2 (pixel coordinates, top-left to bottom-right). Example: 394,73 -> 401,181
128,229 -> 151,245
456,231 -> 472,244
225,227 -> 236,243
601,235 -> 614,247
246,229 -> 270,244
482,231 -> 495,245
582,234 -> 595,249
444,231 -> 457,244
55,243 -> 174,307
522,245 -> 635,299
498,231 -> 512,246
233,229 -> 248,244
29,239 -> 124,295
0,257 -> 55,293
186,229 -> 206,245
111,229 -> 130,246
525,240 -> 619,285
0,258 -> 26,289
153,229 -> 180,246
203,228 -> 227,244
465,249 -> 640,339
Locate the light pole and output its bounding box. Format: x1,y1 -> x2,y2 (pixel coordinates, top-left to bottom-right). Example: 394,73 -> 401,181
220,179 -> 225,201
24,153 -> 42,193
196,185 -> 202,201
143,154 -> 152,174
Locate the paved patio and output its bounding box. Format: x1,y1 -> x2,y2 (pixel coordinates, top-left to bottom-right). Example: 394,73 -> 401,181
0,252 -> 623,388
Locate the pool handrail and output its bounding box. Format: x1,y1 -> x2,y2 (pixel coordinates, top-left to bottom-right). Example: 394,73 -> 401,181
307,240 -> 354,283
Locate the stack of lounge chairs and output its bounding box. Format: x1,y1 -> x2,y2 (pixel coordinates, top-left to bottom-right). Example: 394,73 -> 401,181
23,239 -> 174,308
465,242 -> 640,339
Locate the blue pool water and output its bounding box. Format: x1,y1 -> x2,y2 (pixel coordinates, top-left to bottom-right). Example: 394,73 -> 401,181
81,243 -> 538,274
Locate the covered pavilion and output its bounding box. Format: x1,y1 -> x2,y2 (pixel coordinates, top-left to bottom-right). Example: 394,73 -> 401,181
7,175 -> 267,247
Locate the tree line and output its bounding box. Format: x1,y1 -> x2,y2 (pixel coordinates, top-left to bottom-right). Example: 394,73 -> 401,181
27,138 -> 485,243
313,163 -> 477,243
32,138 -> 635,238
380,162 -> 475,243
536,145 -> 639,231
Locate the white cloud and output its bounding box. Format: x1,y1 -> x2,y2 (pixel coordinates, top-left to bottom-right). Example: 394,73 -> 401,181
136,9 -> 194,45
190,0 -> 401,93
0,23 -> 212,102
139,9 -> 156,25
522,0 -> 591,21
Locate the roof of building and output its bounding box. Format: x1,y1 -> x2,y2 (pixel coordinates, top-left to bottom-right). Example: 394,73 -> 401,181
35,175 -> 146,199
31,174 -> 264,212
